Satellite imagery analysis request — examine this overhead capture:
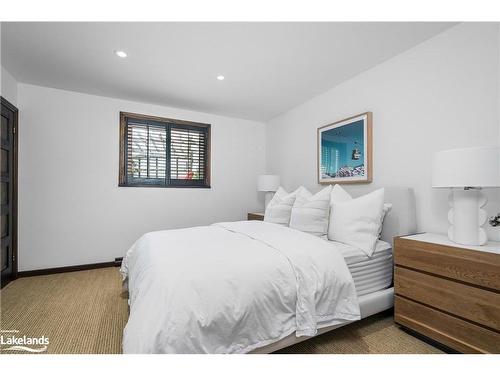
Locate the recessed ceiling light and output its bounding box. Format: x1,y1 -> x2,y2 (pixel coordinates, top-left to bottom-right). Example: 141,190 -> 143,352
115,50 -> 128,58
217,75 -> 225,81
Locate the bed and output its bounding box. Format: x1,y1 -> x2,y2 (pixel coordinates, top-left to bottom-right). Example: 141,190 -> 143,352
120,187 -> 416,354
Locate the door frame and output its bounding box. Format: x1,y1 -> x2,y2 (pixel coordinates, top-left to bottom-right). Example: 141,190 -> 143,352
1,96 -> 18,286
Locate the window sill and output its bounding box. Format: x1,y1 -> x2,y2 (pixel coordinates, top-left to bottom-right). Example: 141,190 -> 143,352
118,183 -> 211,189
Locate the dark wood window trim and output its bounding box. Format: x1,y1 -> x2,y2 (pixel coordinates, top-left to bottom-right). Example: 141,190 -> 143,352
119,112 -> 211,188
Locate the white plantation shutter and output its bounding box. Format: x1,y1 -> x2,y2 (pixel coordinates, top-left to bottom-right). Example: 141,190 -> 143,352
120,113 -> 210,187
170,126 -> 207,181
127,122 -> 167,183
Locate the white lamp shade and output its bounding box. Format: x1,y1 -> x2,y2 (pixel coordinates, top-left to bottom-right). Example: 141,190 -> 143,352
257,175 -> 280,192
432,146 -> 500,188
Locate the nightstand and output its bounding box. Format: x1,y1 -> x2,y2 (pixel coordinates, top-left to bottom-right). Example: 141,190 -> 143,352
394,233 -> 500,353
247,212 -> 264,221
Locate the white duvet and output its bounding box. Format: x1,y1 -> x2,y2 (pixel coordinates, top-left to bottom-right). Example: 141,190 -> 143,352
120,221 -> 360,353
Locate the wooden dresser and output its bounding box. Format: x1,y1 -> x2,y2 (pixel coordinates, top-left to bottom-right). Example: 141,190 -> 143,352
394,233 -> 500,353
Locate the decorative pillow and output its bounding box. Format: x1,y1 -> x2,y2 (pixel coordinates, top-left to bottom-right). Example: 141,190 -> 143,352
330,184 -> 353,204
328,188 -> 385,256
264,187 -> 302,226
330,185 -> 392,238
289,185 -> 333,236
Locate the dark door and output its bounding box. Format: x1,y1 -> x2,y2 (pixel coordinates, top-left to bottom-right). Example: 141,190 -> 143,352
1,97 -> 18,288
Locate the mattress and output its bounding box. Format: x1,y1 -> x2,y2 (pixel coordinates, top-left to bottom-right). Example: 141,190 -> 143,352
331,240 -> 393,296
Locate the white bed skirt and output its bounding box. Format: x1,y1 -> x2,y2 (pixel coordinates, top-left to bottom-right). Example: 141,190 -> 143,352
250,287 -> 394,353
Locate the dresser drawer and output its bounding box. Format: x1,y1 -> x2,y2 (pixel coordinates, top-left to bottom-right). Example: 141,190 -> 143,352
394,237 -> 500,291
394,266 -> 500,331
395,296 -> 500,354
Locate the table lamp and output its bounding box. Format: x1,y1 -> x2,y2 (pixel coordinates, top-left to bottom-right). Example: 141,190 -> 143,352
432,146 -> 500,245
258,175 -> 280,209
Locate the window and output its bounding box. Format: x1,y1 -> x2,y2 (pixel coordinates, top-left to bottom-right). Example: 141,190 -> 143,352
119,112 -> 210,188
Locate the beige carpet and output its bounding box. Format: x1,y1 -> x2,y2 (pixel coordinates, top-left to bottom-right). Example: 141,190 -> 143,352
1,267 -> 128,354
1,267 -> 442,354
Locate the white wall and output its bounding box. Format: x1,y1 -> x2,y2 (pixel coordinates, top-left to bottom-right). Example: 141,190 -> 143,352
1,25 -> 18,105
13,22 -> 500,271
1,66 -> 18,106
18,84 -> 266,271
267,23 -> 500,237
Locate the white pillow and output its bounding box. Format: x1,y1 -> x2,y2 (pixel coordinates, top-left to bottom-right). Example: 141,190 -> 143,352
289,185 -> 332,236
330,184 -> 353,204
330,185 -> 391,237
328,188 -> 385,256
264,187 -> 302,226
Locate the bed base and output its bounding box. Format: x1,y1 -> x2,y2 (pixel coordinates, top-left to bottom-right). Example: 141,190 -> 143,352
250,287 -> 394,353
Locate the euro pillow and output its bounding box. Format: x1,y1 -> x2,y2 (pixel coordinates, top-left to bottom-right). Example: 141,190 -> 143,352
264,187 -> 302,226
289,185 -> 332,236
328,188 -> 385,257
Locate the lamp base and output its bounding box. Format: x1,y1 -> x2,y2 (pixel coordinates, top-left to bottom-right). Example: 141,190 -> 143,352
264,191 -> 275,209
447,188 -> 487,246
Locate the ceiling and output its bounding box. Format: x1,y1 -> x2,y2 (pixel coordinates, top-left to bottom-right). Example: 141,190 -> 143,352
1,22 -> 455,121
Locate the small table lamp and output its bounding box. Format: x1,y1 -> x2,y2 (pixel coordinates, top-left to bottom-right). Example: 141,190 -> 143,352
432,146 -> 500,246
258,175 -> 280,209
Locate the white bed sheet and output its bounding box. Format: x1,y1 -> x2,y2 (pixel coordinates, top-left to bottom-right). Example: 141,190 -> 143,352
334,240 -> 392,264
330,240 -> 393,296
251,243 -> 395,354
120,221 -> 360,354
251,287 -> 394,353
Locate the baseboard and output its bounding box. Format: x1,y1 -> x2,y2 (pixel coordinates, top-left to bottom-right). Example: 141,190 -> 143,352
1,275 -> 15,289
17,261 -> 118,278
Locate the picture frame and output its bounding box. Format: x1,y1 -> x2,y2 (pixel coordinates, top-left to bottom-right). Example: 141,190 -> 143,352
317,112 -> 372,184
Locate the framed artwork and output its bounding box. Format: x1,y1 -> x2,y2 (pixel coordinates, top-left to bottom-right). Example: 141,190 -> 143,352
317,112 -> 372,184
